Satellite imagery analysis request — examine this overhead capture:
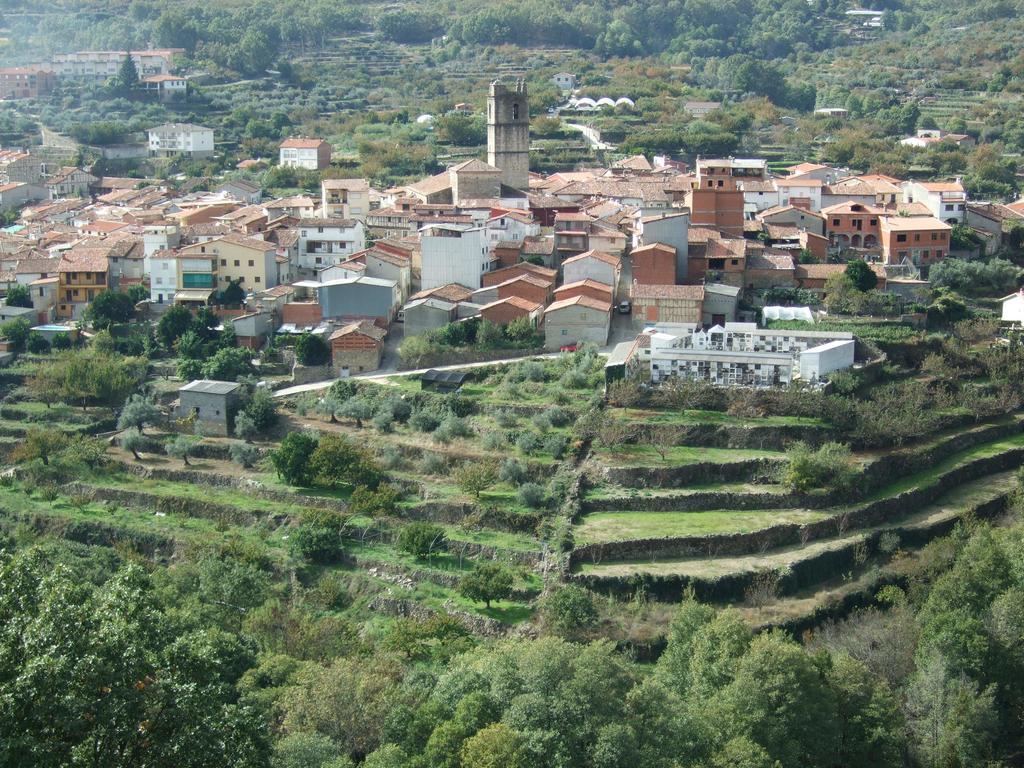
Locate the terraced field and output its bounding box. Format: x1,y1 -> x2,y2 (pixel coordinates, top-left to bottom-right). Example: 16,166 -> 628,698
572,422 -> 1024,606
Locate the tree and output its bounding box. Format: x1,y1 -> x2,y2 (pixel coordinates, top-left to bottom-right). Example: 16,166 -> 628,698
295,332 -> 331,366
309,433 -> 384,490
233,412 -> 258,442
458,562 -> 514,608
11,426 -> 68,466
221,279 -> 246,307
119,427 -> 146,461
115,49 -> 139,94
274,733 -> 349,768
337,396 -> 374,429
229,441 -> 260,468
167,434 -> 201,466
0,552 -> 269,767
0,318 -> 30,351
4,283 -> 32,308
126,284 -> 149,304
540,585 -> 598,638
460,724 -> 527,768
85,290 -> 135,330
348,484 -> 400,518
271,431 -> 319,486
453,460 -> 498,499
397,522 -> 446,559
782,441 -> 856,493
202,347 -> 254,381
117,393 -> 162,434
243,387 -> 278,432
158,304 -> 194,348
845,260 -> 878,293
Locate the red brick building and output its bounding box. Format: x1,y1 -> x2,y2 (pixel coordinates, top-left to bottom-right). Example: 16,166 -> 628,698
479,296 -> 542,326
0,68 -> 56,100
630,242 -> 677,285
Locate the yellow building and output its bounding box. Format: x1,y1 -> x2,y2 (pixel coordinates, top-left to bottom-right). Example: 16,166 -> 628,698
57,245 -> 110,320
180,232 -> 282,293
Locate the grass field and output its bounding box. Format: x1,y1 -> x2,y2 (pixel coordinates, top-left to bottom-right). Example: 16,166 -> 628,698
573,508 -> 830,544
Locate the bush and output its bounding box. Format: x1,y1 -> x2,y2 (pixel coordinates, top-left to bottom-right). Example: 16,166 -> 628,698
25,332 -> 49,354
419,454 -> 447,475
439,415 -> 471,438
51,333 -> 72,351
243,387 -> 278,432
517,482 -> 547,509
499,458 -> 527,485
397,522 -> 446,559
293,509 -> 347,563
531,413 -> 552,433
542,434 -> 568,459
295,332 -> 331,366
0,319 -> 30,352
547,407 -> 573,427
782,441 -> 857,493
348,483 -> 400,518
453,460 -> 498,499
229,441 -> 260,468
481,431 -> 506,451
372,411 -> 394,433
516,431 -> 542,455
492,409 -> 518,428
410,407 -> 442,433
309,433 -> 383,490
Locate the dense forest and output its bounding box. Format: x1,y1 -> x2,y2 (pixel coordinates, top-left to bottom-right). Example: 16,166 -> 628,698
4,502 -> 1024,767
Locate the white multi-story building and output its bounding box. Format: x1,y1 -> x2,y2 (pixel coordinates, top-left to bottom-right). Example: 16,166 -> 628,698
295,218 -> 365,272
321,178 -> 370,220
646,322 -> 855,387
148,123 -> 214,159
279,138 -> 331,170
52,49 -> 182,79
902,180 -> 967,225
485,210 -> 539,244
420,224 -> 493,290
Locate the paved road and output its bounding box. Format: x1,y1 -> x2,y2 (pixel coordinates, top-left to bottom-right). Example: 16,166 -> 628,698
565,123 -> 615,151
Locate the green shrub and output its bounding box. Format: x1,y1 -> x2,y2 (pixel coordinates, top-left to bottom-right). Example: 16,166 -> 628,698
295,332 -> 331,366
293,509 -> 347,563
517,482 -> 547,509
540,585 -> 598,637
782,441 -> 857,493
457,561 -> 513,608
397,522 -> 446,559
25,332 -> 49,354
271,431 -> 319,486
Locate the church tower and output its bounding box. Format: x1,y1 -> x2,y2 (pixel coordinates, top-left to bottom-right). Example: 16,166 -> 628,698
487,79 -> 529,191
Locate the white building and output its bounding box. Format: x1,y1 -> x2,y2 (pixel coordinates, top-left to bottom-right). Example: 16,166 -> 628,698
485,210 -> 539,244
279,138 -> 331,170
420,224 -> 492,290
149,250 -> 179,306
148,123 -> 214,159
645,322 -> 855,388
552,72 -> 577,91
1001,290 -> 1024,325
902,180 -> 967,225
295,218 -> 366,272
141,74 -> 187,100
51,49 -> 182,79
321,178 -> 370,220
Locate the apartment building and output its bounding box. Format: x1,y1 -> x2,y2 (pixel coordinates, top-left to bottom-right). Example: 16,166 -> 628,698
279,138 -> 331,170
57,246 -> 110,320
52,49 -> 182,79
180,233 -> 279,292
321,178 -> 370,220
293,218 -> 365,273
420,224 -> 492,290
148,123 -> 214,158
0,68 -> 56,99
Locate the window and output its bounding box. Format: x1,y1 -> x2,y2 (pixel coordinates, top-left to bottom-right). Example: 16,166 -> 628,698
512,102 -> 520,120
561,329 -> 567,335
220,259 -> 226,266
945,204 -> 953,211
200,246 -> 205,253
832,219 -> 840,226
730,259 -> 739,266
896,234 -> 907,242
914,234 -> 920,242
931,232 -> 938,240
248,260 -> 254,267
233,260 -> 240,267
255,276 -> 261,283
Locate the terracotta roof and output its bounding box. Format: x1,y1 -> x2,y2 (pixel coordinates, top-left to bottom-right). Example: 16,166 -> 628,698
411,283 -> 474,303
562,249 -> 620,268
322,178 -> 369,191
329,320 -> 386,342
545,295 -> 612,313
406,171 -> 453,197
631,284 -> 704,300
59,249 -> 109,273
775,177 -> 824,188
449,159 -> 500,174
759,204 -> 826,220
480,296 -> 541,313
207,232 -> 277,250
521,236 -> 554,255
686,226 -> 726,243
794,263 -> 847,279
786,162 -> 830,175
493,273 -> 551,290
265,195 -> 315,208
554,279 -> 613,295
280,138 -> 328,149
746,251 -> 795,271
631,242 -> 675,256
738,179 -> 777,192
879,215 -> 951,231
917,182 -> 965,193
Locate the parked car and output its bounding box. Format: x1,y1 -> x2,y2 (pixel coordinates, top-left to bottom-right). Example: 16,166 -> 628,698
617,300 -> 632,314
559,343 -> 578,353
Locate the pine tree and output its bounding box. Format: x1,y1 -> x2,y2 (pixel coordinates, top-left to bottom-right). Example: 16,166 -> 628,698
117,50 -> 139,94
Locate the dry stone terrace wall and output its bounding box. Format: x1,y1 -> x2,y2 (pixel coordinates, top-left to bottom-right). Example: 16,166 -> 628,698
570,446 -> 1024,568
571,493 -> 1012,604
635,422 -> 837,450
601,457 -> 782,490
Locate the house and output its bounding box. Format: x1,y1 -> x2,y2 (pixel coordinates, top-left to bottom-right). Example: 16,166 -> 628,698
52,49 -> 182,79
294,218 -> 365,274
553,212 -> 592,260
57,245 -> 110,320
0,68 -> 56,99
479,296 -> 542,326
682,161 -> 746,236
148,123 -> 214,158
775,176 -> 824,210
181,233 -> 279,292
472,273 -> 552,307
634,211 -> 689,279
217,179 -> 262,204
737,179 -> 782,214
553,279 -> 613,305
814,107 -> 849,119
480,261 -> 556,289
758,205 -> 826,235
345,246 -> 412,300
264,195 -> 316,219
903,180 -> 967,224
795,262 -> 887,293
322,178 -> 370,220
231,311 -> 273,349
684,101 -> 721,117
403,296 -> 458,337
485,209 -> 539,245
0,182 -> 46,210
900,129 -> 975,150
822,202 -> 885,249
330,321 -> 387,374
1000,290 -> 1024,325
149,249 -> 218,307
141,74 -> 187,100
176,380 -> 241,436
543,295 -> 611,348
279,138 -> 332,171
561,250 -> 621,290
46,167 -> 98,199
630,283 -> 704,325
552,72 -> 577,91
630,243 -> 677,286
879,216 -> 951,268
420,224 -> 492,290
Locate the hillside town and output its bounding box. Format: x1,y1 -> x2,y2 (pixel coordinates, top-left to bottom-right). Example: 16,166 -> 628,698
0,67 -> 1020,392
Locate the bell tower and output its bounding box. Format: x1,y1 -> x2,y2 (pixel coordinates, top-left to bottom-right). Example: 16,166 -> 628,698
487,79 -> 529,191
